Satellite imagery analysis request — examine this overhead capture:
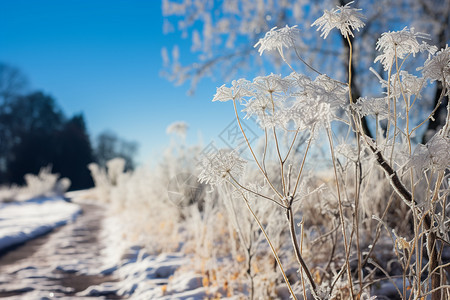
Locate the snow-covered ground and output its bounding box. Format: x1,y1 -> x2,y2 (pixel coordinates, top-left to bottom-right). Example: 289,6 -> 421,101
0,195 -> 221,299
84,213 -> 221,300
0,197 -> 81,252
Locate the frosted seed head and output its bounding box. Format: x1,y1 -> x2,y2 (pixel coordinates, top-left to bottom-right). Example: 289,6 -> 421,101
212,79 -> 253,102
312,1 -> 365,39
407,134 -> 450,173
254,25 -> 300,57
420,45 -> 450,86
354,97 -> 389,120
198,150 -> 247,187
374,27 -> 435,71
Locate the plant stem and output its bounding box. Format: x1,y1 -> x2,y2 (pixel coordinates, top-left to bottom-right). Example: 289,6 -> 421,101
327,128 -> 355,298
286,205 -> 318,298
232,98 -> 283,200
292,127 -> 314,198
346,35 -> 363,295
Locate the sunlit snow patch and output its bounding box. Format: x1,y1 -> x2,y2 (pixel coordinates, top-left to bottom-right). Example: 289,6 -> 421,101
0,197 -> 81,251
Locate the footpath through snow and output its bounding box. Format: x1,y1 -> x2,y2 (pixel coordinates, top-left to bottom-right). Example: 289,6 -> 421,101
0,196 -> 220,299
0,198 -> 122,299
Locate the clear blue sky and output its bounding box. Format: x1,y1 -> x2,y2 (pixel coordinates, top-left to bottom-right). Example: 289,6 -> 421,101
0,0 -> 234,164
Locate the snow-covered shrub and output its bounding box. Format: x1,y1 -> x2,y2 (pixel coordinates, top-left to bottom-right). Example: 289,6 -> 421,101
106,157 -> 126,186
0,184 -> 21,203
87,162 -> 110,202
88,126 -> 208,254
0,166 -> 71,202
88,157 -> 130,204
23,166 -> 59,197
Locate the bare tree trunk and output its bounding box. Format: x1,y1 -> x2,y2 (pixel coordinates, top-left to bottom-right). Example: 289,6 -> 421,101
420,0 -> 449,144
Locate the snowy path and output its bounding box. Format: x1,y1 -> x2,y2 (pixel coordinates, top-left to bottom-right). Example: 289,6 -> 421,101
0,202 -> 122,299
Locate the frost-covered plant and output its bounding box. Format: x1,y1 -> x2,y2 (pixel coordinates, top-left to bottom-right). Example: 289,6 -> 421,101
311,1 -> 365,39
0,166 -> 71,202
90,3 -> 448,299
254,25 -> 300,58
106,157 -> 126,186
198,150 -> 246,187
421,45 -> 450,91
89,155 -> 187,254
200,2 -> 450,299
166,121 -> 189,139
88,158 -> 127,203
23,166 -> 59,196
374,27 -> 436,71
22,166 -> 70,200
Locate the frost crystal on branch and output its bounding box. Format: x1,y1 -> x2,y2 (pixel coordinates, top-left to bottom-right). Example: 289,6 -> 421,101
252,74 -> 293,95
290,100 -> 332,130
289,75 -> 348,130
242,93 -> 272,117
383,71 -> 426,99
396,71 -> 426,98
336,142 -> 360,162
242,93 -> 286,129
212,78 -> 253,102
311,1 -> 365,39
254,25 -> 299,58
420,45 -> 450,86
407,135 -> 450,173
355,97 -> 389,120
312,75 -> 348,108
374,27 -> 436,71
198,150 -> 246,186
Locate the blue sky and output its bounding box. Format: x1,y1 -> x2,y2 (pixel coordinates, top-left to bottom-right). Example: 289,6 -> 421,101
0,0 -> 235,164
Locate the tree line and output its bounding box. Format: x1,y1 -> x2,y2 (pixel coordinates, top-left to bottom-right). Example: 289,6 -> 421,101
0,63 -> 137,191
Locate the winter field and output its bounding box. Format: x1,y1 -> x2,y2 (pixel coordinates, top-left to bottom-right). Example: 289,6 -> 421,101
1,2 -> 450,300
0,172 -> 218,299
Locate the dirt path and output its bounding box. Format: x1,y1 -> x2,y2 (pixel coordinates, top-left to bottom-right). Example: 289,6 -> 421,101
0,202 -> 123,299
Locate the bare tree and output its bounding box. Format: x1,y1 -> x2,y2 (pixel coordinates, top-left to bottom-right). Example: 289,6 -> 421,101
94,130 -> 139,171
0,63 -> 29,177
0,63 -> 28,106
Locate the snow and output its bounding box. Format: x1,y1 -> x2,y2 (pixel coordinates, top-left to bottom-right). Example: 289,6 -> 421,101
89,212 -> 219,299
73,241 -> 216,299
0,197 -> 81,251
0,195 -> 222,299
